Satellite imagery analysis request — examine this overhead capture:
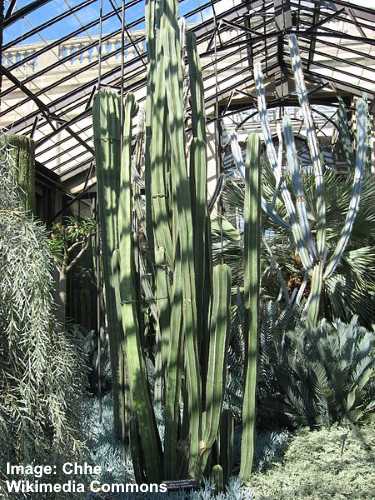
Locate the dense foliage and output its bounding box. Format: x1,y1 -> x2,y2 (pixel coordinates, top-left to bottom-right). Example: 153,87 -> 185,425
258,315 -> 375,429
248,424 -> 375,500
220,166 -> 375,328
0,138 -> 88,498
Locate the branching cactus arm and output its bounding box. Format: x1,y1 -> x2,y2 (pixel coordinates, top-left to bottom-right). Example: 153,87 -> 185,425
289,34 -> 327,259
283,116 -> 317,261
254,63 -> 313,271
337,97 -> 355,168
187,31 -> 210,350
324,98 -> 369,280
254,62 -> 281,185
148,11 -> 174,267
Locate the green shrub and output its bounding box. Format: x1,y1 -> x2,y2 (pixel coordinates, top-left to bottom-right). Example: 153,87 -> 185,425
247,424 -> 375,499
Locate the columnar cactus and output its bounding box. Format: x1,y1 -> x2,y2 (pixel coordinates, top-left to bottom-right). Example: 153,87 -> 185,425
118,93 -> 163,482
2,134 -> 35,212
240,133 -> 261,481
253,35 -> 369,326
92,90 -> 127,441
201,263 -> 232,471
93,0 -> 234,484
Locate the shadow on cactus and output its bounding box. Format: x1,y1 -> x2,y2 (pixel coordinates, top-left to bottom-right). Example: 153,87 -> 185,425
91,0 -> 237,484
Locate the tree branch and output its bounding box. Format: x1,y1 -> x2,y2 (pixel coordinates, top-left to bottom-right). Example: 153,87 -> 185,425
67,239 -> 86,255
66,240 -> 90,272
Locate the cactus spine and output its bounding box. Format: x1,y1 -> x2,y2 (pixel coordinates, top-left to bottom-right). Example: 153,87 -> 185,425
240,133 -> 261,482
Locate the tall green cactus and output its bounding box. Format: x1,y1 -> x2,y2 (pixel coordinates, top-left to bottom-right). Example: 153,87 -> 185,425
118,93 -> 163,482
93,0 -> 233,484
219,409 -> 234,484
201,263 -> 231,471
2,134 -> 35,212
187,31 -> 210,353
147,0 -> 231,480
240,133 -> 261,482
162,2 -> 203,477
92,90 -> 127,441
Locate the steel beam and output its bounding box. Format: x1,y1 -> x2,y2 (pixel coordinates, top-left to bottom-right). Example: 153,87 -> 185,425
4,0 -> 16,19
4,0 -> 96,49
1,64 -> 95,155
3,0 -> 52,28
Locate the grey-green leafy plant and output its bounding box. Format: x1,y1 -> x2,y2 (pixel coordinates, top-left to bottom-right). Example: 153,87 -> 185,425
0,136 -> 88,499
257,314 -> 375,429
285,316 -> 375,427
248,423 -> 375,500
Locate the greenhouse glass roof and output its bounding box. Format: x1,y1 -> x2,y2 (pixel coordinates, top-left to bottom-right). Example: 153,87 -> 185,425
0,0 -> 374,190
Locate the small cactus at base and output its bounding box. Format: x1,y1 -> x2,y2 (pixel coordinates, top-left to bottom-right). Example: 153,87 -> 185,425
212,465 -> 224,495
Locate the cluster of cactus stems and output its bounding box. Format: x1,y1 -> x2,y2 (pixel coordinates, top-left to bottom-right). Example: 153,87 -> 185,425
93,0 -> 242,483
254,34 -> 369,327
